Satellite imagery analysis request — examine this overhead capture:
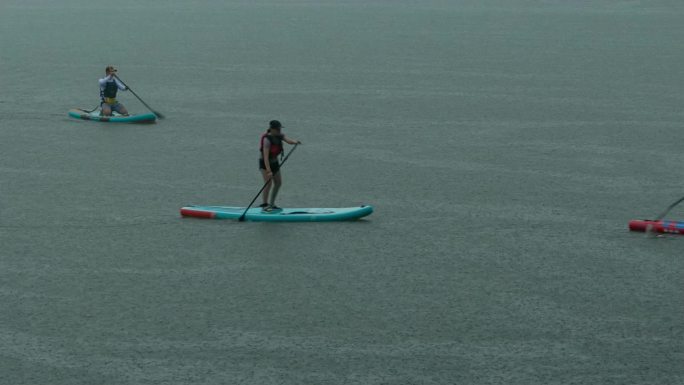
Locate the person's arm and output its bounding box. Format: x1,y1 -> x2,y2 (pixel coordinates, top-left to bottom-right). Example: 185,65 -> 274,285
262,139 -> 272,176
283,135 -> 301,145
114,77 -> 127,91
98,76 -> 110,87
99,74 -> 117,87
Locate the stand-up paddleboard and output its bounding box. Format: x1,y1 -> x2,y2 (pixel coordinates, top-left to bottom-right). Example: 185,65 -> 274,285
628,219 -> 684,235
180,205 -> 373,222
68,108 -> 156,123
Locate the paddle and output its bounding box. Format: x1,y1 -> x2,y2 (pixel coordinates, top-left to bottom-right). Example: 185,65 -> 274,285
653,195 -> 684,222
113,74 -> 165,119
239,143 -> 299,222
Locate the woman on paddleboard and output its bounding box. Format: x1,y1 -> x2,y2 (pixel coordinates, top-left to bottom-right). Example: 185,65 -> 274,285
259,120 -> 300,212
99,66 -> 129,116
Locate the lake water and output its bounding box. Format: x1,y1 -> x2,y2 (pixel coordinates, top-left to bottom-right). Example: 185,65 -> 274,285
1,1 -> 683,384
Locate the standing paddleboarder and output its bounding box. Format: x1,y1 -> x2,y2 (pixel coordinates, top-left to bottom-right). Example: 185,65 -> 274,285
259,120 -> 300,212
99,66 -> 129,116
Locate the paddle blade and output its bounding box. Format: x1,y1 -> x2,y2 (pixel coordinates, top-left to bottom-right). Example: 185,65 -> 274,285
152,110 -> 165,119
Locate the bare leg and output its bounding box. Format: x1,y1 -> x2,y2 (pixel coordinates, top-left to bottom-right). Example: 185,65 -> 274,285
101,104 -> 112,116
260,169 -> 272,206
116,103 -> 129,116
269,172 -> 282,206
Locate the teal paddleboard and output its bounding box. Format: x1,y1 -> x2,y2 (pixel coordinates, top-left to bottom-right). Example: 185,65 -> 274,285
68,108 -> 156,123
180,205 -> 373,222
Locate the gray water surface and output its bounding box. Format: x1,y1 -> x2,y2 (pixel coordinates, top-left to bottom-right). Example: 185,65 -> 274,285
1,1 -> 683,384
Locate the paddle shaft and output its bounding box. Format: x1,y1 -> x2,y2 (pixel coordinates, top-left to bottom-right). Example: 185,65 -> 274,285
113,75 -> 165,119
239,143 -> 299,222
654,195 -> 684,222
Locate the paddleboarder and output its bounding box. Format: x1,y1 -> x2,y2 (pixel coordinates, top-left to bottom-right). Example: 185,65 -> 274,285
99,66 -> 129,116
259,120 -> 300,212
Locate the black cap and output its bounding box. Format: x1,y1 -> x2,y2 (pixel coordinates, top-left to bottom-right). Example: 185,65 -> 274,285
269,120 -> 283,129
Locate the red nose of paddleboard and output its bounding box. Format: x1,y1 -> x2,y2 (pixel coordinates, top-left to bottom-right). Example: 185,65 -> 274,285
628,219 -> 684,234
628,219 -> 652,232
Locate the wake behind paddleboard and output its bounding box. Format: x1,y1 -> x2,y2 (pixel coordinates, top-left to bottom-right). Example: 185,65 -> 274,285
180,205 -> 373,222
68,108 -> 156,123
628,219 -> 684,235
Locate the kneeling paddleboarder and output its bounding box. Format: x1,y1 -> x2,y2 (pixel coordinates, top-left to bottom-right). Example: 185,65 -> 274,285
99,66 -> 129,116
259,120 -> 300,212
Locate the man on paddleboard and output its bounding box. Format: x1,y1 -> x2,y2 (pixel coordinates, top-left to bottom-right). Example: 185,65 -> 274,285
99,66 -> 129,116
259,120 -> 300,212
